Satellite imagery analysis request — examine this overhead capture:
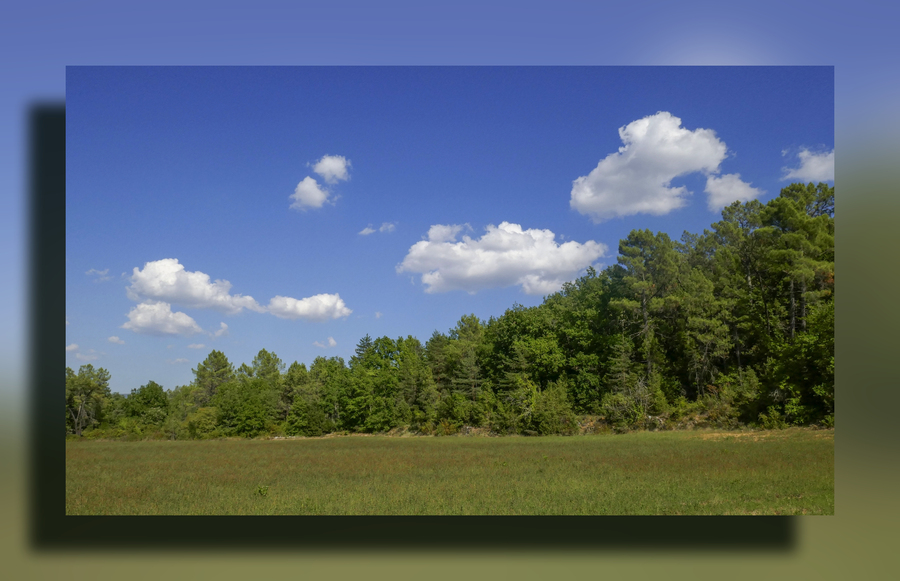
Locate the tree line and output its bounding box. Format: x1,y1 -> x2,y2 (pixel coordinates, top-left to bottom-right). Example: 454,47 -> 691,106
66,182 -> 834,439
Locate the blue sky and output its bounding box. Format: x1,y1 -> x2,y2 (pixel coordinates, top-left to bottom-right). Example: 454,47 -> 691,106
65,66 -> 833,393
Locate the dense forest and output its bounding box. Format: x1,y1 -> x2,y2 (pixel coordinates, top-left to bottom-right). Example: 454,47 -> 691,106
66,182 -> 834,439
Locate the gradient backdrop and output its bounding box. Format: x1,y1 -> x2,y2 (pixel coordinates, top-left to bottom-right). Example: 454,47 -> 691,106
1,1 -> 897,579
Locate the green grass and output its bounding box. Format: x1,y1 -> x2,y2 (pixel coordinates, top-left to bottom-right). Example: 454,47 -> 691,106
66,428 -> 833,515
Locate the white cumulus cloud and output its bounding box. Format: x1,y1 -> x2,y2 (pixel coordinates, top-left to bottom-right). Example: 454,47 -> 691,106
213,322 -> 229,338
704,173 -> 764,211
187,343 -> 206,349
107,336 -> 125,345
267,293 -> 352,322
128,258 -> 264,315
66,343 -> 78,352
312,155 -> 351,184
121,301 -> 205,336
570,112 -> 728,221
782,148 -> 834,182
76,351 -> 100,361
397,222 -> 607,295
313,336 -> 337,348
290,176 -> 332,210
359,225 -> 376,235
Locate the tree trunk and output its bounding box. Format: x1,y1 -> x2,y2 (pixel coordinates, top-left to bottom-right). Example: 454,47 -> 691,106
642,293 -> 651,377
754,269 -> 773,337
801,279 -> 807,332
790,278 -> 796,341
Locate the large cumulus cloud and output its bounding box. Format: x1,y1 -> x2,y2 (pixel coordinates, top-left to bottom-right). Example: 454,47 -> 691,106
397,222 -> 606,295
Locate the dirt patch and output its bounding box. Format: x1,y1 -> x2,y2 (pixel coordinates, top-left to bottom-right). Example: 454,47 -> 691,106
699,431 -> 778,442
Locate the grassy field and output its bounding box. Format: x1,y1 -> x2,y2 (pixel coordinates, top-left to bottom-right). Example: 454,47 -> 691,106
66,428 -> 833,515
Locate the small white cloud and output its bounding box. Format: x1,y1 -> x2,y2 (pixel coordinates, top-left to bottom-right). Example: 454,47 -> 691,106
782,148 -> 834,182
107,336 -> 125,345
213,322 -> 229,338
187,343 -> 206,349
375,311 -> 383,319
86,268 -> 112,282
313,336 -> 337,348
66,317 -> 69,326
570,112 -> 729,221
267,293 -> 352,321
398,222 -> 607,295
128,258 -> 263,315
121,301 -> 205,336
312,155 -> 351,184
704,173 -> 764,211
360,222 -> 396,235
76,349 -> 100,361
66,343 -> 78,352
290,176 -> 332,210
170,358 -> 190,364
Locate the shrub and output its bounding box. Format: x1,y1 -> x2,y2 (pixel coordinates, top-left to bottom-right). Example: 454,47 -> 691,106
531,382 -> 578,435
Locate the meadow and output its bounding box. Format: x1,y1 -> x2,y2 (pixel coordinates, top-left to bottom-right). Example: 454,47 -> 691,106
65,428 -> 833,515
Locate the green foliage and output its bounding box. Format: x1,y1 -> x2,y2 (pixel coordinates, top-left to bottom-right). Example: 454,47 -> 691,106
65,364 -> 112,436
531,381 -> 578,435
286,394 -> 331,437
213,378 -> 278,437
185,407 -> 220,439
66,183 -> 835,439
192,350 -> 235,406
125,380 -> 169,426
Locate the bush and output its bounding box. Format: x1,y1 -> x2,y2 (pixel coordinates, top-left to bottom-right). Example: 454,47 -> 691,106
186,407 -> 220,439
286,396 -> 332,437
757,405 -> 788,430
531,382 -> 578,435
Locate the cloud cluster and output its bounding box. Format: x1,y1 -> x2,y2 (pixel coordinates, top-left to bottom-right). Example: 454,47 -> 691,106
121,259 -> 353,335
66,343 -> 78,352
121,301 -> 205,336
313,337 -> 337,348
570,112 -> 758,221
312,155 -> 351,184
291,177 -> 331,209
267,294 -> 352,322
704,173 -> 764,211
290,154 -> 351,210
359,222 -> 396,235
108,336 -> 125,345
782,148 -> 834,182
128,258 -> 264,315
397,222 -> 607,295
